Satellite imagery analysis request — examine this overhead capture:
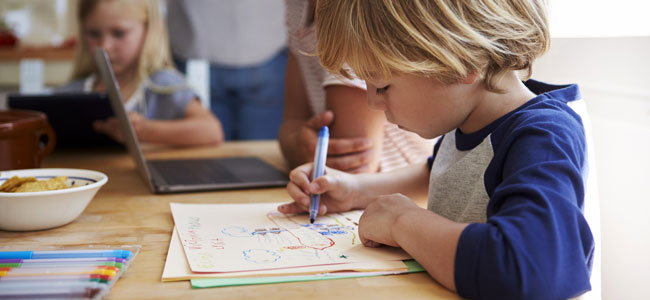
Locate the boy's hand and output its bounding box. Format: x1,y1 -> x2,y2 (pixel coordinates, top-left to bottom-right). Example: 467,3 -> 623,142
358,193 -> 420,248
299,111 -> 375,173
278,163 -> 362,216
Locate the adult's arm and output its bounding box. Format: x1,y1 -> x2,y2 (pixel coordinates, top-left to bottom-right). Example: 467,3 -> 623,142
325,84 -> 384,173
278,50 -> 384,173
278,50 -> 321,168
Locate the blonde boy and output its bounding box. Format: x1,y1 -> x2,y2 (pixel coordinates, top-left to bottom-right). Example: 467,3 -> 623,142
278,0 -> 594,299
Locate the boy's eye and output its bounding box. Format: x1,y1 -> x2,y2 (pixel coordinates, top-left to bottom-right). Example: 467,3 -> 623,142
375,85 -> 390,95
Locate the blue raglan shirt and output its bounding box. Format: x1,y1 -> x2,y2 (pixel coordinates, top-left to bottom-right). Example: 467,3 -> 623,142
427,80 -> 594,299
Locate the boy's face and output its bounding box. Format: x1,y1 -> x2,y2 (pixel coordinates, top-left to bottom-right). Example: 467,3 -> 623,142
365,73 -> 479,139
82,2 -> 146,77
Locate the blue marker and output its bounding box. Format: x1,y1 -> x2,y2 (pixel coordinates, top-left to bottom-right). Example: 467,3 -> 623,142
310,126 -> 329,224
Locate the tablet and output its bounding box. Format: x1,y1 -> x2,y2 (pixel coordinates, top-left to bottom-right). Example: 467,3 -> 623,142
8,93 -> 121,148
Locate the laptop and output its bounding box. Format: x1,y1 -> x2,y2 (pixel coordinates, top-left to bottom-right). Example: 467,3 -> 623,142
8,93 -> 121,148
93,48 -> 289,193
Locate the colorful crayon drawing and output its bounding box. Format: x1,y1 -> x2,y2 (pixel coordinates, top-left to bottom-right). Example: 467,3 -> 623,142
170,202 -> 409,273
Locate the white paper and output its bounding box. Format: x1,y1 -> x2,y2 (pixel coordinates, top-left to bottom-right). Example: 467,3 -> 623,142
170,202 -> 411,273
162,227 -> 409,281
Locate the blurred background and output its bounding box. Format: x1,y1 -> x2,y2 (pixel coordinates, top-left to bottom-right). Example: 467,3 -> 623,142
0,1 -> 648,299
0,0 -> 77,92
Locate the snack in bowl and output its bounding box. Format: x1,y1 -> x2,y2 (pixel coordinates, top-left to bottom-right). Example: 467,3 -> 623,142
0,168 -> 108,231
0,175 -> 72,192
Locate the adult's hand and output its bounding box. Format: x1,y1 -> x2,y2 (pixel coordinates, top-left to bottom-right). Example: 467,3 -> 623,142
298,111 -> 376,173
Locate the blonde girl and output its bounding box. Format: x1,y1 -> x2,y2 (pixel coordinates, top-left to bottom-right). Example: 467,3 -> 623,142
59,0 -> 223,146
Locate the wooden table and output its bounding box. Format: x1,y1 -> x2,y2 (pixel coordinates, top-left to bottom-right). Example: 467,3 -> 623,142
0,141 -> 460,299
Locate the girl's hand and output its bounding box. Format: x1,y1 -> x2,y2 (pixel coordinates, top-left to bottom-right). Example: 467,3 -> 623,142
93,117 -> 123,142
358,193 -> 420,247
278,163 -> 363,216
93,112 -> 145,143
126,111 -> 146,134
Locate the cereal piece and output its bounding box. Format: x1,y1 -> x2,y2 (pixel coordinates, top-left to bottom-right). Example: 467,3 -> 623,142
14,176 -> 69,193
0,176 -> 37,192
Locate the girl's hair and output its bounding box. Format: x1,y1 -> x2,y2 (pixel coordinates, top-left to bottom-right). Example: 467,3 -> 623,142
70,0 -> 173,84
315,0 -> 550,92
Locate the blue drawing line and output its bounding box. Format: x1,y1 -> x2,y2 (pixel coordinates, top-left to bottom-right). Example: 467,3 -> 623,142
323,215 -> 358,244
243,249 -> 281,264
221,226 -> 252,237
300,223 -> 353,236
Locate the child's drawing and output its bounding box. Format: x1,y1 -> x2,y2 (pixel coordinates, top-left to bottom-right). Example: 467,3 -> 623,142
170,202 -> 410,272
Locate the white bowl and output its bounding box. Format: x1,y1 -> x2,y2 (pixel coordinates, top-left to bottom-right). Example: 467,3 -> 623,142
0,168 -> 108,231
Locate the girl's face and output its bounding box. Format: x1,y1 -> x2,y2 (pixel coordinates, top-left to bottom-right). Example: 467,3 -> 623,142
82,1 -> 146,77
365,73 -> 480,139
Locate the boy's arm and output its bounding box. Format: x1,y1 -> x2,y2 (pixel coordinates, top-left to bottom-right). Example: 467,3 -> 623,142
359,198 -> 467,291
279,162 -> 429,215
353,162 -> 430,201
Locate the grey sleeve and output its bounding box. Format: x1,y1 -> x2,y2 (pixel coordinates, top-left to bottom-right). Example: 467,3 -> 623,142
142,70 -> 198,120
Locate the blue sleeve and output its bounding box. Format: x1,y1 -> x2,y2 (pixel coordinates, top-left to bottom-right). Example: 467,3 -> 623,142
454,110 -> 594,299
143,70 -> 198,120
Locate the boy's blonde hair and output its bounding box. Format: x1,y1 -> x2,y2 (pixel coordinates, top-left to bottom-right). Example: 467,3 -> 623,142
315,0 -> 550,92
70,0 -> 173,84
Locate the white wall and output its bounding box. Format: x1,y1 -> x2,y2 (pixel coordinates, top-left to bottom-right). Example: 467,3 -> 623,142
547,1 -> 650,38
533,37 -> 650,300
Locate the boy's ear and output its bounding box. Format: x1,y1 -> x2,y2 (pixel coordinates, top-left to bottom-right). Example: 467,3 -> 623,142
459,72 -> 478,85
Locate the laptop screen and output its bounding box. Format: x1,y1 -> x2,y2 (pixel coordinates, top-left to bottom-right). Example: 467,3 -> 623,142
93,48 -> 155,191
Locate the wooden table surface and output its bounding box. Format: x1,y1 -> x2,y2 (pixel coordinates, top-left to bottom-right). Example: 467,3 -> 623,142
0,141 -> 460,300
